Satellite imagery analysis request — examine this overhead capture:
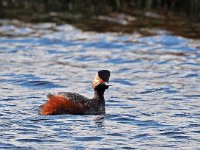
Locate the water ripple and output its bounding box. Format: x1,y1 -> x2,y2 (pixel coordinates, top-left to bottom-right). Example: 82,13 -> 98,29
0,21 -> 200,149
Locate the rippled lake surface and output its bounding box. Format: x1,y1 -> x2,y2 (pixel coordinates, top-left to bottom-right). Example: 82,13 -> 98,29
0,20 -> 200,149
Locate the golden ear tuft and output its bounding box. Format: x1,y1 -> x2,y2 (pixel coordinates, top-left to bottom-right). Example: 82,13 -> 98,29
92,74 -> 104,89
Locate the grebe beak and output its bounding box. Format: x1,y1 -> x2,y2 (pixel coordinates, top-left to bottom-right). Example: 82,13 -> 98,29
105,82 -> 111,86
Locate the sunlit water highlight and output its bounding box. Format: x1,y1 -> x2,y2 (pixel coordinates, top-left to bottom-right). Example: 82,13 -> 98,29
0,21 -> 200,149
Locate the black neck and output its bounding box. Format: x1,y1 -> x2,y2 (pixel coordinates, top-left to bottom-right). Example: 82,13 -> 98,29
93,90 -> 105,103
93,89 -> 106,113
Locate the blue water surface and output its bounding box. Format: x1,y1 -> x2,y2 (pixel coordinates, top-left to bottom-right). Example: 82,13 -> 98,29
0,21 -> 200,149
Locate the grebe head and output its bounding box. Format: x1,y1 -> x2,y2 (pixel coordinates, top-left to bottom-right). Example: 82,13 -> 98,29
92,70 -> 111,91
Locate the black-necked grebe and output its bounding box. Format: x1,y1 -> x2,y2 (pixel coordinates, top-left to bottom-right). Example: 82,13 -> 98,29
39,70 -> 111,115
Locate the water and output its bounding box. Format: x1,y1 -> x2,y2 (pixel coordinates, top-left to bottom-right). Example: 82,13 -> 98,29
0,20 -> 200,149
